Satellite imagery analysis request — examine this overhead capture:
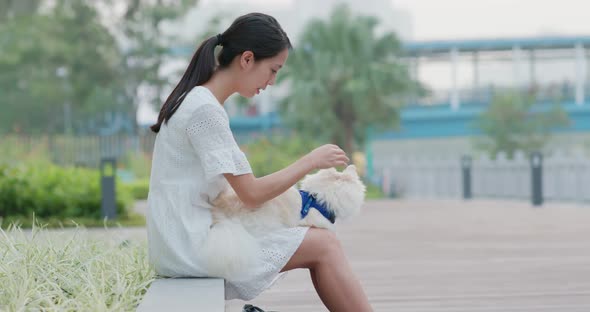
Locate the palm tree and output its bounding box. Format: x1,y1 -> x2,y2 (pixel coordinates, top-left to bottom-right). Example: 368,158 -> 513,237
279,4 -> 419,155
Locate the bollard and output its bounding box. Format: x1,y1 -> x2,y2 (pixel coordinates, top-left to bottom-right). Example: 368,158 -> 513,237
100,157 -> 117,219
530,152 -> 543,206
461,155 -> 472,199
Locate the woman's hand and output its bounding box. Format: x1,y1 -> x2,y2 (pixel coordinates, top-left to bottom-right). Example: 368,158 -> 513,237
225,144 -> 349,208
304,144 -> 349,170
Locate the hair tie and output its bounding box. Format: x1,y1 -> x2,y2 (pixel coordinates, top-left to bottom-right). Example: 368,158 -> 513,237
216,34 -> 224,46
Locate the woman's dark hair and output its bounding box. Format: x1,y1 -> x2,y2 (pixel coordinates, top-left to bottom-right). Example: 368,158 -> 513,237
150,13 -> 292,133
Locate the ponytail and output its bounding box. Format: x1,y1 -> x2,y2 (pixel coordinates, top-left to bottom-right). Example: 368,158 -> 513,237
150,35 -> 221,133
151,13 -> 291,133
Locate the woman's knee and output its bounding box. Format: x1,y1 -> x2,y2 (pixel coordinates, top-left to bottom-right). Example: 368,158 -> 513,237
281,227 -> 343,272
317,229 -> 344,263
306,227 -> 344,265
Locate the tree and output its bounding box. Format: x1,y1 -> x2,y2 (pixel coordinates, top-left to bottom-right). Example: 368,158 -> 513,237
474,92 -> 571,158
0,0 -> 125,134
0,0 -> 41,21
0,0 -> 200,134
109,0 -> 199,118
279,4 -> 420,155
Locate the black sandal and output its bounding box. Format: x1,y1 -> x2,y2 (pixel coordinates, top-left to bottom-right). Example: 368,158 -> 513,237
242,304 -> 278,312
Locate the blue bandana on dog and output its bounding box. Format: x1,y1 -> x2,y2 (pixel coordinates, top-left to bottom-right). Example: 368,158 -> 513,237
299,190 -> 336,224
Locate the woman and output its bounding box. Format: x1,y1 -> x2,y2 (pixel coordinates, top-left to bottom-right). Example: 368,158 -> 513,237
147,12 -> 372,311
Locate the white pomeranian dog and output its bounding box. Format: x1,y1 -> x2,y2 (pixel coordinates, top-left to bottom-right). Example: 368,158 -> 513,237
201,164 -> 366,281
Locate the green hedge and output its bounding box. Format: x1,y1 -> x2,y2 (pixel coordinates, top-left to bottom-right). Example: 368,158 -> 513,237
243,135 -> 384,199
244,134 -> 321,177
365,182 -> 384,199
0,161 -> 134,220
123,179 -> 150,200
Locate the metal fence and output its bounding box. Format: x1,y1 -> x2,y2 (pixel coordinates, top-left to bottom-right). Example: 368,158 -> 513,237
378,151 -> 590,203
1,132 -> 156,168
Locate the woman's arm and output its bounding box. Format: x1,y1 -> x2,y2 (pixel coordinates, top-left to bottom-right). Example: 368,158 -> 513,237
224,144 -> 349,208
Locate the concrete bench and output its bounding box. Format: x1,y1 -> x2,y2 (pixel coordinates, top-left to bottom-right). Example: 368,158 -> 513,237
136,278 -> 225,311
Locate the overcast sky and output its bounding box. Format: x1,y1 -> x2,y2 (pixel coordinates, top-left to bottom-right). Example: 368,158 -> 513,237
199,0 -> 590,40
392,0 -> 589,40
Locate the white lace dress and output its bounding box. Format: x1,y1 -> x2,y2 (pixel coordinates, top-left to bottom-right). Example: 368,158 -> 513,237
146,86 -> 308,301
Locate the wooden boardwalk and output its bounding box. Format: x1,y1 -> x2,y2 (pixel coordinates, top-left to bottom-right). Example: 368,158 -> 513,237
26,199 -> 590,311
225,199 -> 590,312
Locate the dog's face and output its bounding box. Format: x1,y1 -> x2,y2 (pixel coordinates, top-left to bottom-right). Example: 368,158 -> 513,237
299,165 -> 366,219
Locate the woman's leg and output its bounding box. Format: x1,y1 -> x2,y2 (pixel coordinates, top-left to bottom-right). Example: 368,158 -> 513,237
281,227 -> 372,312
310,268 -> 320,295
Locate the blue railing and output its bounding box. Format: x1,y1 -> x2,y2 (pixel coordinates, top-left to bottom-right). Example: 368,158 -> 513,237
230,100 -> 590,141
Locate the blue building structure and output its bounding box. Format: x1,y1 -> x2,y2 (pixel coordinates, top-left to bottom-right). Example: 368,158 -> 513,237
227,35 -> 590,139
375,100 -> 590,140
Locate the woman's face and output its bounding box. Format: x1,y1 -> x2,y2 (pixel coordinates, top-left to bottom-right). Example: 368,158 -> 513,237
237,48 -> 289,98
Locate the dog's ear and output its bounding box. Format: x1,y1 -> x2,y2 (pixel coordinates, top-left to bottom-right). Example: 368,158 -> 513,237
344,164 -> 358,176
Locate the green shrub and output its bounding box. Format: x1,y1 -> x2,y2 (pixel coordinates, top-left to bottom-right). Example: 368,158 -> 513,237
120,151 -> 152,180
123,179 -> 150,200
243,134 -> 322,177
365,182 -> 385,199
0,161 -> 133,220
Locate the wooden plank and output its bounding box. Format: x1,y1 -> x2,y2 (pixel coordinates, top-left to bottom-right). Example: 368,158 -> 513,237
226,199 -> 590,311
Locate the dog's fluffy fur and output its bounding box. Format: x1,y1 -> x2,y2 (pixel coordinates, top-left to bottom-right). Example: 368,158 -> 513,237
201,165 -> 366,281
